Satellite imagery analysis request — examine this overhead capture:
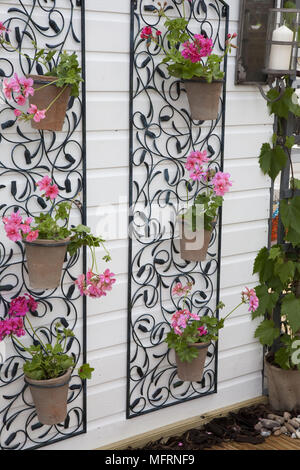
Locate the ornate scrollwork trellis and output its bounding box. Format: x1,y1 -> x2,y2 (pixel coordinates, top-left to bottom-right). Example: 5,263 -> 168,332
0,0 -> 86,450
127,0 -> 229,418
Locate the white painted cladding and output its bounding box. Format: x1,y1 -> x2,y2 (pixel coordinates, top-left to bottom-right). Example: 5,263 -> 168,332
0,0 -> 272,450
57,0 -> 271,450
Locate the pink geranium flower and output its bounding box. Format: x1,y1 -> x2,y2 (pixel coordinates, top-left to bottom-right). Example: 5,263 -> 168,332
45,183 -> 59,200
16,94 -> 26,106
4,223 -> 22,242
3,78 -> 19,99
140,26 -> 153,40
28,104 -> 46,123
197,326 -> 208,337
75,269 -> 116,299
0,317 -> 25,341
19,76 -> 34,98
14,109 -> 22,117
26,230 -> 39,242
172,281 -> 193,297
185,150 -> 209,181
36,175 -> 52,192
242,287 -> 259,313
171,309 -> 200,335
181,34 -> 213,63
212,171 -> 232,196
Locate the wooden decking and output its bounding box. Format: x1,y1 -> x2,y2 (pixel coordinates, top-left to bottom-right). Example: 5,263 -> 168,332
208,435 -> 300,451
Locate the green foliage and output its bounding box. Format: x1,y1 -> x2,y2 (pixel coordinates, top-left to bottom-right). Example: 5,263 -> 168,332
258,141 -> 287,181
23,323 -> 93,381
31,43 -> 83,97
280,196 -> 300,246
32,202 -> 71,240
182,191 -> 223,233
78,363 -> 95,380
158,16 -> 227,82
51,51 -> 83,97
166,54 -> 225,82
267,87 -> 300,120
68,225 -> 111,262
165,315 -> 224,363
22,324 -> 70,379
253,244 -> 300,369
254,319 -> 280,346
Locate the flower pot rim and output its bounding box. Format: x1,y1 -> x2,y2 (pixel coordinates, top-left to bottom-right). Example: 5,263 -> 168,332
24,368 -> 72,388
264,353 -> 300,374
27,74 -> 60,85
23,237 -> 71,248
183,78 -> 224,84
188,341 -> 211,349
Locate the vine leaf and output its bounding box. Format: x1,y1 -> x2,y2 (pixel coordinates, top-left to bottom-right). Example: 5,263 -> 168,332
259,142 -> 287,181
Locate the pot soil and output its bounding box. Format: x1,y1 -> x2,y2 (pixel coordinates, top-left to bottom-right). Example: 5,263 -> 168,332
23,238 -> 70,290
25,368 -> 72,425
183,79 -> 223,121
265,355 -> 300,411
180,220 -> 212,262
28,75 -> 71,131
175,342 -> 210,382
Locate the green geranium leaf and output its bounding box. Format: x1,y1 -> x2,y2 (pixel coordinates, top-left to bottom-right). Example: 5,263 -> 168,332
78,363 -> 94,380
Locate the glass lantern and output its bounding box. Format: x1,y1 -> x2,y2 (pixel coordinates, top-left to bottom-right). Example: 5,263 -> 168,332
264,8 -> 300,77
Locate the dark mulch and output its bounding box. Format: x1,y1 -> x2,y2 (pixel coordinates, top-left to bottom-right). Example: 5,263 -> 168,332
133,404 -> 274,450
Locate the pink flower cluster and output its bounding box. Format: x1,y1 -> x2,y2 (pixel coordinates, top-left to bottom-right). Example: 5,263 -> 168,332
75,269 -> 116,298
0,21 -> 9,35
184,148 -> 232,197
211,172 -> 232,197
171,309 -> 200,336
172,281 -> 193,297
2,73 -> 46,123
181,34 -> 213,63
197,326 -> 208,336
242,287 -> 259,313
2,176 -> 59,243
0,293 -> 37,342
0,317 -> 25,341
185,150 -> 209,181
140,26 -> 161,40
3,210 -> 38,243
8,293 -> 38,317
37,175 -> 59,200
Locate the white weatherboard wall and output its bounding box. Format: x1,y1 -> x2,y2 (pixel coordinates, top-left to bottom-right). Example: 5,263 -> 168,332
46,0 -> 272,450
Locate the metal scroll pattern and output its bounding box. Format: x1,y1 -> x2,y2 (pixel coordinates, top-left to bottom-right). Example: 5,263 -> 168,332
0,0 -> 86,450
128,0 -> 229,418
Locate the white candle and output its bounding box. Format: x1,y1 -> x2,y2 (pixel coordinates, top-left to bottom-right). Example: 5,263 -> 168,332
268,25 -> 294,71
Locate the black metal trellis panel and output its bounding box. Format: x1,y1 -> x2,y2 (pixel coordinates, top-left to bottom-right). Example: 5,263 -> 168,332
0,0 -> 87,450
127,0 -> 229,418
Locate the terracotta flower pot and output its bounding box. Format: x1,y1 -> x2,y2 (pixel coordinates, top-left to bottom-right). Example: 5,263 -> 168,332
25,368 -> 72,425
28,75 -> 71,131
180,220 -> 212,262
23,238 -> 70,290
265,355 -> 300,411
183,79 -> 223,121
175,342 -> 210,382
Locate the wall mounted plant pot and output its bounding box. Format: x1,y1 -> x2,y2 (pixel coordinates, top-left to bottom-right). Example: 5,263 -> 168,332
28,75 -> 71,131
183,79 -> 223,121
175,342 -> 210,382
180,220 -> 213,262
265,355 -> 300,411
25,368 -> 72,425
23,238 -> 70,290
